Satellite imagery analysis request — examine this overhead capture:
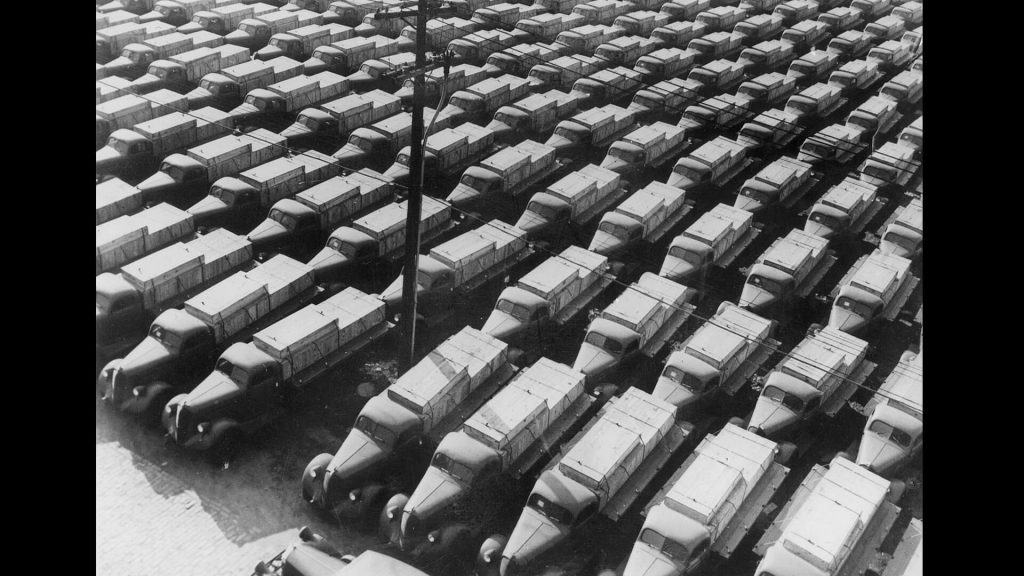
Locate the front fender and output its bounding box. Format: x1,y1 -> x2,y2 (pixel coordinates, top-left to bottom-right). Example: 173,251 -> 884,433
332,482 -> 387,523
97,359 -> 122,400
476,534 -> 508,576
183,419 -> 239,451
302,453 -> 335,508
382,493 -> 409,546
123,380 -> 174,414
162,393 -> 189,433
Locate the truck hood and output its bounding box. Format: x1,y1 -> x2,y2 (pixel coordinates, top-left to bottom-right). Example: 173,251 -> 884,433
734,193 -> 766,213
828,306 -> 869,335
856,433 -> 905,476
332,143 -> 368,167
485,119 -> 513,140
187,195 -> 231,223
481,63 -> 504,77
748,397 -> 798,439
185,86 -> 215,108
138,10 -> 165,23
281,542 -> 350,576
380,276 -> 432,315
393,85 -> 414,103
130,73 -> 164,93
355,23 -> 378,37
395,37 -> 415,52
137,170 -> 180,198
180,370 -> 243,416
588,230 -> 628,257
803,219 -> 837,239
255,45 -> 285,60
652,377 -> 698,411
177,22 -> 205,34
402,466 -> 468,540
280,122 -> 314,141
481,310 -> 526,343
739,283 -> 777,312
346,71 -> 376,89
658,255 -> 698,283
96,146 -> 124,172
228,102 -> 261,125
666,172 -> 697,190
501,506 -> 571,576
302,57 -> 330,75
308,247 -> 353,282
599,155 -> 636,175
543,134 -> 577,153
514,209 -> 552,238
572,342 -> 619,382
382,163 -> 410,185
103,56 -> 136,74
325,429 -> 388,494
446,182 -> 485,207
121,335 -> 175,378
621,542 -> 682,576
247,218 -> 291,250
224,30 -> 252,46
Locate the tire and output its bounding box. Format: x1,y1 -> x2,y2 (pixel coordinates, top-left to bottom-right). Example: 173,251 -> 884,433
146,388 -> 176,427
210,428 -> 243,466
301,453 -> 334,507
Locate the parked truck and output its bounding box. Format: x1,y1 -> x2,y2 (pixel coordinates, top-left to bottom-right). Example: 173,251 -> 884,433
735,108 -> 804,153
185,56 -> 304,109
784,82 -> 846,123
797,123 -> 864,165
97,254 -> 320,419
828,249 -> 917,334
687,58 -> 746,96
544,104 -> 637,155
306,196 -> 454,283
163,287 -> 390,459
737,39 -> 795,76
866,39 -> 914,72
332,108 -> 461,170
97,178 -> 145,226
752,456 -> 901,576
735,71 -> 797,112
668,136 -> 751,192
574,272 -> 697,382
660,204 -> 758,283
130,44 -> 251,93
650,20 -> 708,49
383,123 -> 497,185
687,31 -> 745,64
300,327 -> 518,520
136,128 -> 288,206
628,77 -> 703,123
817,6 -> 863,34
735,13 -> 786,47
482,246 -> 614,344
633,46 -> 699,83
515,163 -> 628,240
187,150 -> 338,229
515,12 -> 588,43
826,30 -> 873,62
395,17 -> 478,53
787,49 -> 840,87
828,58 -> 884,96
177,3 -> 265,35
393,64 -> 489,108
879,70 -> 923,108
228,70 -> 350,127
139,0 -> 221,27
858,142 -> 917,190
97,20 -> 176,64
446,140 -> 560,207
773,0 -> 817,24
224,10 -> 320,50
570,66 -> 646,108
659,0 -> 710,21
856,350 -> 922,476
302,35 -> 400,74
555,24 -> 626,55
743,326 -> 874,439
255,23 -> 353,60
590,181 -> 691,257
572,0 -> 638,26
96,203 -> 196,274
622,424 -> 790,576
442,75 -> 533,126
864,15 -> 906,45
528,54 -> 609,93
734,155 -> 817,212
279,89 -> 400,144
472,2 -> 546,30
594,35 -> 661,68
486,89 -> 584,143
447,29 -> 521,65
346,51 -> 417,91
483,42 -> 572,79
877,197 -> 922,258
695,6 -> 749,33
320,0 -> 403,27
805,176 -> 882,239
779,19 -> 831,53
489,387 -> 692,576
896,115 -> 922,159
96,92 -> 179,146
600,121 -> 691,178
739,228 -> 835,312
99,0 -> 158,17
104,32 -> 196,79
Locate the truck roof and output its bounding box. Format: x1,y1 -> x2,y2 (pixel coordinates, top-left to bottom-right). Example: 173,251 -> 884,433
750,71 -> 789,89
754,159 -> 800,188
814,123 -> 861,144
691,136 -> 745,165
241,155 -> 304,184
617,179 -> 685,223
254,300 -> 340,355
877,353 -> 922,414
637,271 -> 690,308
873,142 -> 915,162
763,229 -> 827,273
702,59 -> 743,75
799,49 -> 832,64
781,327 -> 868,386
688,203 -> 753,242
850,252 -> 911,298
790,19 -> 826,32
521,245 -> 607,296
837,59 -> 874,75
623,123 -> 668,148
852,95 -> 896,118
820,177 -> 877,212
171,46 -> 217,65
834,29 -> 867,43
892,198 -> 922,234
796,82 -> 841,102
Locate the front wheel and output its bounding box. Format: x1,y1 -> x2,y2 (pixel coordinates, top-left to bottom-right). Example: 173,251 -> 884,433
301,453 -> 334,507
209,428 -> 243,467
146,387 -> 176,427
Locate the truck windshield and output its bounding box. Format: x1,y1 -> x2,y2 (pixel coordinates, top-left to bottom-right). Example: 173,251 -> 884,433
846,115 -> 876,132
662,365 -> 703,392
460,173 -> 490,191
200,78 -> 218,92
868,50 -> 892,63
155,5 -> 171,16
269,37 -> 287,49
882,231 -> 916,252
395,153 -> 410,167
585,331 -> 624,354
529,68 -> 558,83
689,69 -> 716,84
355,415 -> 396,447
640,62 -> 664,77
633,94 -> 660,110
527,493 -> 573,525
195,16 -> 210,27
552,126 -> 580,142
495,299 -> 533,321
432,452 -> 475,483
740,186 -> 771,204
106,136 -> 130,155
162,163 -> 186,182
829,73 -> 853,88
348,135 -> 373,153
149,323 -> 183,349
881,85 -> 906,101
151,66 -> 169,79
491,111 -> 521,128
269,209 -> 298,230
747,274 -> 782,295
296,114 -> 321,131
835,296 -> 874,317
239,23 -> 256,35
787,99 -> 816,114
800,141 -> 833,160
669,245 -> 703,266
673,164 -> 705,183
121,48 -> 136,59
862,163 -> 896,183
244,95 -> 268,111
598,220 -> 631,239
526,200 -> 559,221
327,238 -> 358,258
209,186 -> 235,204
594,48 -> 620,62
449,96 -> 481,114
790,61 -> 816,75
738,85 -> 766,100
782,31 -> 803,44
608,145 -> 643,163
639,528 -> 690,560
417,268 -> 438,288
808,210 -> 841,230
762,384 -> 805,412
215,357 -> 249,385
867,419 -> 913,447
359,63 -> 381,78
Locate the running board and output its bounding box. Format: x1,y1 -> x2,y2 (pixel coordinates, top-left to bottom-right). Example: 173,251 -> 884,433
603,422 -> 693,522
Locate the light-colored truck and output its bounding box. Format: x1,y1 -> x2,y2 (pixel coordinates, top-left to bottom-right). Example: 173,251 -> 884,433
570,66 -> 646,107
187,150 -> 338,229
486,89 -> 584,142
737,39 -> 796,76
320,0 -> 403,27
600,121 -> 691,177
628,77 -> 703,122
446,140 -> 560,207
555,24 -> 626,54
378,220 -> 532,317
228,70 -> 351,126
491,387 -> 692,575
97,254 -> 320,418
633,46 -> 699,82
590,181 -> 691,257
735,71 -> 798,112
613,10 -> 671,37
879,69 -> 923,108
528,53 -> 610,92
735,107 -> 805,152
623,424 -> 790,576
393,63 -> 490,108
332,107 -> 461,169
735,13 -> 786,48
773,0 -> 818,25
817,6 -> 863,34
164,287 -> 391,459
779,19 -> 831,53
851,0 -> 892,21
574,272 -> 697,382
805,176 -> 883,239
734,155 -> 817,212
98,21 -> 172,64
224,10 -> 321,51
301,327 -> 518,519
306,196 -> 454,282
544,103 -> 636,154
383,123 -> 497,184
515,163 -> 628,239
650,20 -> 709,49
896,115 -> 922,159
96,93 -> 172,139
255,22 -> 353,60
483,41 -> 572,79
129,43 -> 251,93
572,0 -> 638,26
594,35 -> 661,67
752,456 -> 901,576
482,246 -> 614,343
687,31 -> 745,64
668,136 -> 752,192
784,82 -> 846,122
864,15 -> 906,44
797,123 -> 864,165
827,30 -> 873,63
97,178 -> 145,226
855,350 -> 922,477
516,12 -> 588,42
396,16 -> 479,52
829,59 -> 885,98
447,28 -> 521,65
103,31 -> 197,79
301,34 -> 400,75
695,6 -> 749,34
96,203 -> 196,274
176,2 -> 266,35
472,2 -> 547,30
139,0 -> 221,27
739,228 -> 836,312
654,302 -> 776,410
687,58 -> 747,95
659,0 -> 710,22
443,74 -> 533,125
660,203 -> 759,282
744,326 -> 874,439
858,142 -> 917,190
184,56 -> 304,109
876,197 -> 922,258
681,93 -> 756,132
279,89 -> 400,144
828,249 -> 917,334
845,95 -> 902,143
787,49 -> 840,86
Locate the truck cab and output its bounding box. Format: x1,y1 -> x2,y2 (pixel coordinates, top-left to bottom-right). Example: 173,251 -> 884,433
133,59 -> 190,93
247,199 -> 321,254
304,45 -> 346,74
137,154 -> 210,205
828,59 -> 882,95
225,19 -> 275,49
590,212 -> 643,256
896,116 -> 922,159
829,251 -> 911,333
892,1 -> 923,28
230,89 -> 289,126
96,273 -> 145,345
737,72 -> 797,111
827,30 -> 872,62
481,288 -> 549,343
787,50 -> 839,86
348,58 -> 404,92
256,33 -> 302,60
139,1 -> 191,26
653,345 -> 725,410
660,0 -> 710,22
96,129 -> 158,179
334,127 -> 392,167
105,43 -> 159,79
817,6 -> 863,34
515,193 -> 572,239
380,257 -> 457,315
623,505 -> 711,576
187,177 -> 261,229
188,73 -> 243,109
280,108 -> 338,143
773,0 -> 818,25
864,15 -> 906,44
739,263 -> 793,312
669,156 -> 713,191
856,403 -> 922,476
779,19 -> 831,53
574,318 -> 641,383
845,96 -> 900,143
323,2 -> 370,27
738,39 -> 796,75
830,284 -> 884,334
867,39 -> 914,72
307,227 -> 378,282
177,11 -> 227,35
747,371 -> 822,437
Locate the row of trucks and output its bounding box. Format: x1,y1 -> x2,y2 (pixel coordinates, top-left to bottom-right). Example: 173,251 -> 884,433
589,180 -> 692,258
668,136 -> 752,192
185,56 -> 306,110
255,22 -> 356,61
97,90 -> 191,149
103,30 -> 229,80
659,203 -> 759,284
227,69 -> 351,128
828,249 -> 918,335
279,88 -> 402,145
176,2 -> 282,35
735,107 -> 805,153
137,0 -> 244,27
97,18 -> 187,64
393,64 -> 490,108
302,34 -> 403,76
332,108 -> 462,171
382,123 -> 498,186
858,141 -> 918,191
545,103 -> 637,156
129,43 -> 251,93
515,163 -> 629,242
222,7 -> 325,51
483,41 -> 573,79
445,139 -> 562,208
486,89 -> 585,143
441,74 -> 533,128
805,176 -> 884,240
627,77 -> 703,124
96,203 -> 196,275
853,349 -> 922,478
734,155 -> 819,213
876,196 -> 921,259
599,120 -> 692,179
739,228 -> 836,313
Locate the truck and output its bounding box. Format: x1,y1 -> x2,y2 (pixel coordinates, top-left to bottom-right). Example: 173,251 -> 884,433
805,176 -> 883,239
827,58 -> 884,96
490,387 -> 692,576
879,69 -> 923,108
737,39 -> 795,75
320,0 -> 403,27
855,350 -> 922,476
743,326 -> 875,439
184,57 -> 304,109
163,286 -> 391,460
97,107 -> 232,180
752,456 -> 901,576
734,155 -> 817,212
96,203 -> 196,274
570,66 -> 646,107
472,2 -> 547,30
307,196 -> 454,283
441,75 -> 533,126
302,35 -> 400,75
633,47 -> 699,82
176,3 -> 264,35
687,58 -> 747,96
650,21 -> 707,50
381,357 -> 601,556
379,220 -> 532,318
99,0 -> 158,17
129,44 -> 251,93
393,64 -> 489,108
97,20 -> 175,64
383,123 -> 497,185
544,104 -> 637,155
486,89 -> 584,143
187,150 -> 338,229
183,28 -> 230,50
739,0 -> 785,14
622,424 -> 789,576
828,249 -> 917,334
515,163 -> 629,240
255,23 -> 354,60
877,197 -> 921,259
778,19 -> 831,53
738,228 -> 835,312
694,6 -> 749,34
659,0 -> 710,22
826,30 -> 873,62
628,77 -> 703,123
613,10 -> 671,37
95,93 -> 159,144
735,71 -> 797,111
896,115 -> 922,160
654,301 -> 775,412
332,108 -> 461,170
483,42 -> 572,79
527,54 -> 609,93
735,13 -> 786,48
515,12 -> 588,43
446,140 -> 560,207
482,247 -> 614,344
96,229 -> 254,363
97,254 -> 320,419
892,1 -> 922,27
224,10 -> 319,50
136,128 -> 287,206
660,203 -> 758,283
817,6 -> 863,35
300,327 -> 518,520
668,136 -> 751,192
600,121 -> 691,178
396,16 -> 479,52
97,178 -> 145,226
346,51 -> 417,92
228,70 -> 351,127
447,29 -> 521,64
590,181 -> 691,257
735,108 -> 805,154
572,0 -> 638,26
850,0 -> 892,21
279,89 -> 401,144
555,24 -> 626,54
594,35 -> 661,67
787,49 -> 840,87
773,0 -> 818,25
103,32 -> 196,79
864,15 -> 906,44
866,39 -> 914,72
784,82 -> 846,123
687,31 -> 745,64
573,272 -> 697,382
858,142 -> 917,190
139,0 -> 220,27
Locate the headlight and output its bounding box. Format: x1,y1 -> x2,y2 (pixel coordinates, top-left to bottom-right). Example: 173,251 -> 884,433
132,386 -> 145,397
309,468 -> 318,478
165,404 -> 174,414
483,550 -> 494,563
427,531 -> 438,543
198,423 -> 209,435
349,490 -> 360,502
385,506 -> 397,519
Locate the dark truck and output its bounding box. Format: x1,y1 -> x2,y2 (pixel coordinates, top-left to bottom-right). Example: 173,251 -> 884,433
185,56 -> 304,110
224,10 -> 321,50
128,44 -> 251,93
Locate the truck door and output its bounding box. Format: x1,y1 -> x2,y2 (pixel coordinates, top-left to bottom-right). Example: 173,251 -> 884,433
246,365 -> 279,418
234,189 -> 259,218
107,294 -> 142,335
180,332 -> 214,379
